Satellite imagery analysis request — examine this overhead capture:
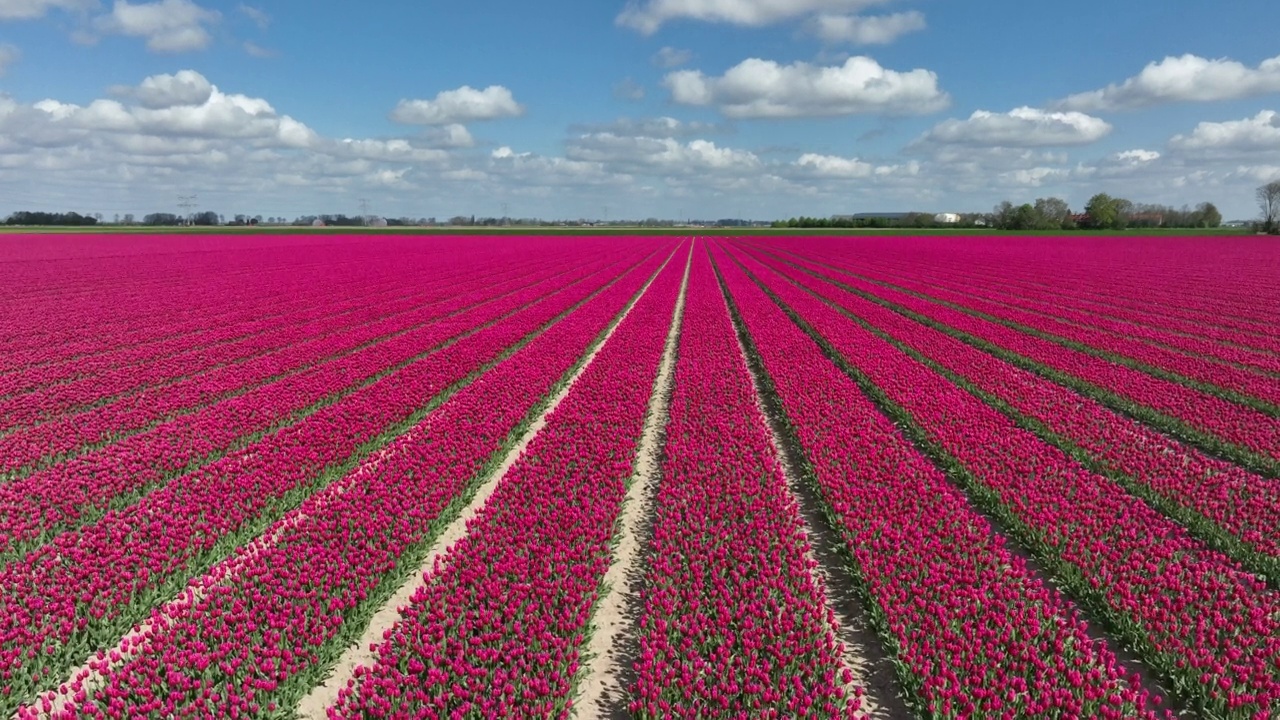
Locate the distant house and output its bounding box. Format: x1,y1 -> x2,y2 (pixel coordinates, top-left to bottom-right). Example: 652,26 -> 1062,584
312,219 -> 325,227
934,213 -> 961,224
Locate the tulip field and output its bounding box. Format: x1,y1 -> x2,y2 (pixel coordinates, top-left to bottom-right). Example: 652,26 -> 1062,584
0,232 -> 1277,719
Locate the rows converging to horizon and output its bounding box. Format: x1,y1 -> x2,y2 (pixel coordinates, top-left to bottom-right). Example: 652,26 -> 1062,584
0,232 -> 1277,719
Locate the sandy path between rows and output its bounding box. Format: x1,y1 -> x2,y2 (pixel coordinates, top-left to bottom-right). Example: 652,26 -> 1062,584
17,440 -> 406,720
570,243 -> 692,719
294,244 -> 682,719
715,249 -> 901,720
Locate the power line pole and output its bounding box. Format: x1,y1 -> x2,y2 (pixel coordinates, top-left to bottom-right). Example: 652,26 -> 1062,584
358,198 -> 371,226
178,195 -> 197,226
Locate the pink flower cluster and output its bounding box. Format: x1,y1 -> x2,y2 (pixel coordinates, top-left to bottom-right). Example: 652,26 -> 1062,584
714,243 -> 1165,719
0,250 -> 645,715
0,251 -> 583,478
750,247 -> 1280,572
745,243 -> 1280,719
837,241 -> 1280,361
847,261 -> 1280,408
33,245 -> 673,719
858,258 -> 1280,374
329,245 -> 684,719
631,249 -> 862,719
0,255 -> 606,560
782,251 -> 1280,463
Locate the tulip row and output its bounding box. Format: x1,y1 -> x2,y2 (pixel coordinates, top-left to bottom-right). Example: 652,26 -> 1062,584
713,243 -> 1166,719
0,247 -> 461,398
31,243 -> 679,720
0,254 -> 572,447
834,236 -> 1280,332
0,242 -> 400,372
843,245 -> 1280,350
746,247 -> 1280,581
0,267 -> 389,397
0,257 -> 619,564
630,249 -> 861,719
0,250 -> 655,715
0,253 -> 586,481
768,248 -> 1280,472
855,258 -> 1280,370
326,244 -> 685,720
0,246 -> 553,414
837,264 -> 1280,413
742,244 -> 1280,719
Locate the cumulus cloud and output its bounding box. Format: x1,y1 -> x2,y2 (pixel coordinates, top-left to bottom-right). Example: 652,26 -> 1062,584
566,132 -> 760,173
916,107 -> 1112,147
424,123 -> 474,148
0,44 -> 18,76
1114,149 -> 1160,163
94,0 -> 221,53
390,85 -> 523,125
1055,53 -> 1280,112
0,0 -> 95,20
22,70 -> 318,147
665,56 -> 947,118
111,69 -> 213,108
652,46 -> 693,68
570,116 -> 724,138
808,11 -> 925,45
791,152 -> 917,178
1170,110 -> 1280,156
617,0 -> 891,34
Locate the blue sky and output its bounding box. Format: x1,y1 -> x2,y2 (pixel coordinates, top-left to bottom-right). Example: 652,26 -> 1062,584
1,0 -> 1278,221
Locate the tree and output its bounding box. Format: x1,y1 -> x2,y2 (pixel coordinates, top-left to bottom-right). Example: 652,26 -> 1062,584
1084,193 -> 1129,230
1194,202 -> 1222,228
1258,181 -> 1280,233
1033,197 -> 1070,230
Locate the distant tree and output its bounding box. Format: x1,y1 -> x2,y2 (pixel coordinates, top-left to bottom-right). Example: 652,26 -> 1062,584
123,213 -> 135,225
1258,181 -> 1280,233
1033,197 -> 1070,230
1084,193 -> 1124,229
1194,202 -> 1222,228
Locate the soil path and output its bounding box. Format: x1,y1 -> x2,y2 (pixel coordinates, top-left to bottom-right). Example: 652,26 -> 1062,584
570,243 -> 692,719
293,244 -> 682,719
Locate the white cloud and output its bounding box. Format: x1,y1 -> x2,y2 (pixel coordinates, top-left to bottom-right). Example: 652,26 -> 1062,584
917,107 -> 1112,147
390,85 -> 523,125
1114,149 -> 1160,163
0,0 -> 95,20
571,116 -> 724,138
0,44 -> 18,76
94,0 -> 221,53
1170,110 -> 1280,156
236,3 -> 267,29
1056,53 -> 1280,112
808,11 -> 925,45
653,46 -> 693,68
424,123 -> 474,148
617,0 -> 891,34
24,70 -> 319,148
567,133 -> 760,173
665,56 -> 947,118
112,69 -> 213,108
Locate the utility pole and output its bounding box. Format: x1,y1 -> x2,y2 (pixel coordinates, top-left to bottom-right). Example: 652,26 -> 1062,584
178,195 -> 197,226
502,202 -> 509,226
358,198 -> 371,225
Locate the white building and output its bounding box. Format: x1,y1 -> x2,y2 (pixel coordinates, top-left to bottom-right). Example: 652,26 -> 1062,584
934,212 -> 961,224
